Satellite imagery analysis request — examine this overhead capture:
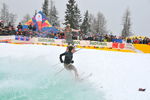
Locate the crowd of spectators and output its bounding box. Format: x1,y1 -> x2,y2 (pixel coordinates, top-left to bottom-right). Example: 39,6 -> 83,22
126,37 -> 150,44
0,21 -> 16,35
0,21 -> 149,44
79,33 -> 123,42
0,21 -> 58,38
78,33 -> 150,44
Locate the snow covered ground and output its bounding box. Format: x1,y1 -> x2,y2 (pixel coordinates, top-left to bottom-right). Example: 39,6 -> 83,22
0,43 -> 150,100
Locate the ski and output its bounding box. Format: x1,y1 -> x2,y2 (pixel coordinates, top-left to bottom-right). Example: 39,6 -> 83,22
79,73 -> 93,81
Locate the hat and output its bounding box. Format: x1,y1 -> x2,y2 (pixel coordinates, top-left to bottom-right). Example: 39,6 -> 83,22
67,46 -> 74,52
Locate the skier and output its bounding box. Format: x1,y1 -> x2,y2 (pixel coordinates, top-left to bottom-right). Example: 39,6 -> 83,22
64,24 -> 80,45
59,45 -> 79,78
64,24 -> 74,45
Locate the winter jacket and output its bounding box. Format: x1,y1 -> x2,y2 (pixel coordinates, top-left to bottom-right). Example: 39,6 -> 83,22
60,51 -> 73,64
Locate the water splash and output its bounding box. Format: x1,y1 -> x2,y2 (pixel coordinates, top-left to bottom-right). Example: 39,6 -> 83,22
0,56 -> 105,100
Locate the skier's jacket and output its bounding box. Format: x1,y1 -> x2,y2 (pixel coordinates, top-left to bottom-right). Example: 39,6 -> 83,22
60,51 -> 73,64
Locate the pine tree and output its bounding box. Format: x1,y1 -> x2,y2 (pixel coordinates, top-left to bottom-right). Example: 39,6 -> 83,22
81,10 -> 90,34
64,0 -> 76,28
89,14 -> 96,34
121,9 -> 132,37
0,3 -> 17,26
9,13 -> 17,26
0,3 -> 9,26
95,12 -> 107,35
64,0 -> 81,29
42,0 -> 49,17
74,4 -> 82,29
49,0 -> 59,26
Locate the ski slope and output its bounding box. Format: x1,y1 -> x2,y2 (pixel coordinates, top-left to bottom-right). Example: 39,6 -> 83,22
0,43 -> 150,100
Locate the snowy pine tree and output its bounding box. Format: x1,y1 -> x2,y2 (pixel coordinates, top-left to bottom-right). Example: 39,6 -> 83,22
49,0 -> 59,26
74,4 -> 82,29
95,12 -> 107,35
9,13 -> 17,26
64,0 -> 76,28
81,10 -> 90,34
64,0 -> 81,29
121,9 -> 132,37
0,3 -> 17,26
88,14 -> 96,34
42,0 -> 49,17
0,3 -> 10,26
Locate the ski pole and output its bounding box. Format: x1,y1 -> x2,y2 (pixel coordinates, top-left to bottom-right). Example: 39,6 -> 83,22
75,48 -> 82,53
55,68 -> 65,76
51,63 -> 61,67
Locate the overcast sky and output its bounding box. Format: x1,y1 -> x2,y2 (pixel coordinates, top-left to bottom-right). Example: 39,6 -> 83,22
0,0 -> 150,36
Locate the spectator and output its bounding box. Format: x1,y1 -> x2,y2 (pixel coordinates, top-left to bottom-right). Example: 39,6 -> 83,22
17,23 -> 23,31
17,23 -> 23,35
0,20 -> 4,28
28,23 -> 33,31
32,25 -> 36,31
127,38 -> 132,43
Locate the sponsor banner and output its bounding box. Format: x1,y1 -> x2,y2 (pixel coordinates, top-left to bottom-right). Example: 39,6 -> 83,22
0,36 -> 134,51
112,42 -> 119,48
15,36 -> 31,41
32,37 -> 134,50
73,40 -> 80,45
54,39 -> 66,44
112,39 -> 123,43
90,41 -> 108,48
0,36 -> 15,40
37,38 -> 67,45
80,40 -> 90,46
38,38 -> 55,43
112,43 -> 127,49
125,43 -> 135,50
107,42 -> 113,48
31,37 -> 38,43
38,38 -> 66,45
0,39 -> 11,43
119,43 -> 125,49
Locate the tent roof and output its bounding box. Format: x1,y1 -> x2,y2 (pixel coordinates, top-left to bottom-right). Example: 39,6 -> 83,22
23,11 -> 59,33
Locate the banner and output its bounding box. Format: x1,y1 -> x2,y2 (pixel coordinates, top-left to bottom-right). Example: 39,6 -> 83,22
112,39 -> 123,43
15,36 -> 30,41
80,40 -> 90,46
73,40 -> 80,45
119,43 -> 125,49
0,36 -> 15,40
38,38 -> 55,43
112,42 -> 119,48
125,43 -> 135,50
54,39 -> 65,44
36,38 -> 133,49
1,36 -> 134,50
90,41 -> 108,48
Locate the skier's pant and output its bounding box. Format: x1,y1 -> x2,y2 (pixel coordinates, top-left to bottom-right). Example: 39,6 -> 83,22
64,64 -> 78,77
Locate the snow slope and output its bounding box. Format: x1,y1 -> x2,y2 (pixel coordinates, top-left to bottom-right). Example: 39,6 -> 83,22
0,43 -> 150,100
